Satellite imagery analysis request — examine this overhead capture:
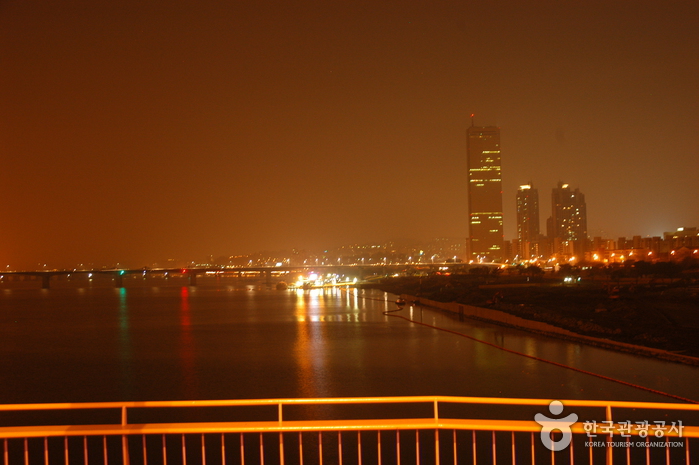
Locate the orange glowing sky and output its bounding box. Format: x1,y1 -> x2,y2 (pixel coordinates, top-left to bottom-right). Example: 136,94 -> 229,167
1,1 -> 698,269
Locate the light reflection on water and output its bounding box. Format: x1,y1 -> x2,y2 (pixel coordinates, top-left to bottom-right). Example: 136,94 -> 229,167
179,286 -> 198,399
293,289 -> 329,398
0,283 -> 697,405
118,287 -> 133,396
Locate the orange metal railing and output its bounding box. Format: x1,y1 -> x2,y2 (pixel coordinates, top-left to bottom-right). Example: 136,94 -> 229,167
1,396 -> 698,464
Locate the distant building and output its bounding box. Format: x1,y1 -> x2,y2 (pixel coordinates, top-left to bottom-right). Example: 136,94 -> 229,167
547,182 -> 588,258
664,227 -> 699,248
502,239 -> 516,262
617,237 -> 628,250
516,184 -> 540,259
467,124 -> 503,262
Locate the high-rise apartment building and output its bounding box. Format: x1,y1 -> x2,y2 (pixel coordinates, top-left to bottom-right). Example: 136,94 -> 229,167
467,124 -> 503,262
516,184 -> 540,259
548,182 -> 588,257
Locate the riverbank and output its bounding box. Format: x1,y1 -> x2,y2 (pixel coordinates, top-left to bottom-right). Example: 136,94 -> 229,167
369,276 -> 699,365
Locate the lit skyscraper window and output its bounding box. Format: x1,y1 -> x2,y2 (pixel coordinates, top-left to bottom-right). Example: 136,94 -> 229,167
467,123 -> 503,262
548,182 -> 588,258
516,184 -> 540,259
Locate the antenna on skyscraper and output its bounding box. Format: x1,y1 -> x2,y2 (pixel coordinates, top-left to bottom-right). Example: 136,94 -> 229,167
470,113 -> 475,127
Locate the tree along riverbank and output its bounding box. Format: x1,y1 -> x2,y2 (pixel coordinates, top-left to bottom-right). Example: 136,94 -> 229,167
366,274 -> 699,361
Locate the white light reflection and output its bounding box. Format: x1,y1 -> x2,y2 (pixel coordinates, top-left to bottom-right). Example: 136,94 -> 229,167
293,288 -> 330,397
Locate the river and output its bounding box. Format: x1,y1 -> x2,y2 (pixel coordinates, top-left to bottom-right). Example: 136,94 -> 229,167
1,279 -> 697,404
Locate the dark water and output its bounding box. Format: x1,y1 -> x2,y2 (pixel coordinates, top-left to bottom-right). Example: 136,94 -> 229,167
1,280 -> 697,404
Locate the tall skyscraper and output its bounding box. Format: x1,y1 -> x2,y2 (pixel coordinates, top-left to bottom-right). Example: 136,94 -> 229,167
467,123 -> 503,262
548,182 -> 588,258
516,184 -> 540,259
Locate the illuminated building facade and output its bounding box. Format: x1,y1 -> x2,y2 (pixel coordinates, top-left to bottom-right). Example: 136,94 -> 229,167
467,124 -> 503,261
548,182 -> 588,258
664,227 -> 699,248
516,184 -> 540,259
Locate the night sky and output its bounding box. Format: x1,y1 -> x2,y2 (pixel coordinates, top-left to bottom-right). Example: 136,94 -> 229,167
2,1 -> 698,269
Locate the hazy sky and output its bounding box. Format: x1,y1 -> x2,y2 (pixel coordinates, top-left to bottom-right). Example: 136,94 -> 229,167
2,0 -> 698,269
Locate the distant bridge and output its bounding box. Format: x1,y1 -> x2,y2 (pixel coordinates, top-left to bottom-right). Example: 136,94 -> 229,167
0,263 -> 485,289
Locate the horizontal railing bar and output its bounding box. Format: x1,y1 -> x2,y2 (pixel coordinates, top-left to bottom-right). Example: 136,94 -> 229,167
1,420 -> 697,439
2,395 -> 698,412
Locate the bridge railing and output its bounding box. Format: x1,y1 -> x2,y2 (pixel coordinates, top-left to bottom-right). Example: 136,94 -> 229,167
1,396 -> 698,464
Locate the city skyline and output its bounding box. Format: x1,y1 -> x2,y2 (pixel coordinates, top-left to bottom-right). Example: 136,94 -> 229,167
4,218 -> 696,271
0,142 -> 696,269
2,1 -> 698,269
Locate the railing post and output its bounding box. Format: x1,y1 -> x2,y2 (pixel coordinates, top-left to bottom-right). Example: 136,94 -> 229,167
259,433 -> 263,464
318,432 -> 323,465
279,402 -> 284,465
298,432 -> 303,465
452,430 -> 457,465
122,406 -> 130,465
338,433 -> 343,465
396,430 -> 401,465
492,431 -> 496,465
416,430 -> 420,465
142,435 -> 147,465
279,432 -> 285,465
122,436 -> 131,465
356,431 -> 361,465
221,433 -> 226,465
434,399 -> 440,465
240,433 -> 245,465
605,405 -> 613,465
